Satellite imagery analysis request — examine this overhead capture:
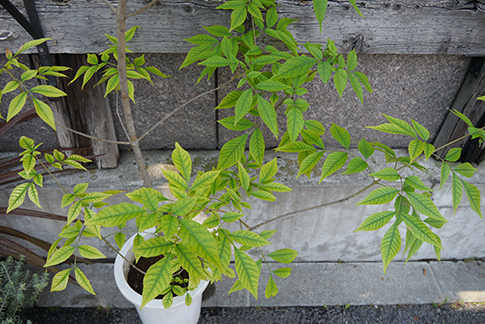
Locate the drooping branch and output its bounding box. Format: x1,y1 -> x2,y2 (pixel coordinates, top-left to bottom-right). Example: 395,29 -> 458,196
248,180 -> 381,231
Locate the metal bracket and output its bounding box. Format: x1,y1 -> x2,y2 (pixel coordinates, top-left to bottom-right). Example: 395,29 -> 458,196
0,0 -> 57,87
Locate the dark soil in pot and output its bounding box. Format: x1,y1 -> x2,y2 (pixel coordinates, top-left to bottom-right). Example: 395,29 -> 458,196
127,256 -> 189,299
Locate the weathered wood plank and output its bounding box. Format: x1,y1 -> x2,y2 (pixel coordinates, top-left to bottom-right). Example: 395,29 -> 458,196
1,0 -> 484,55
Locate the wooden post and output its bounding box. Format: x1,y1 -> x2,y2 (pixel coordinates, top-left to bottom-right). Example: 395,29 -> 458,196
31,54 -> 119,168
433,58 -> 485,163
56,54 -> 119,169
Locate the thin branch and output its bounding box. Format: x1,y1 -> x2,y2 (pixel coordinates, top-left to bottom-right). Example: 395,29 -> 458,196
55,122 -> 130,145
101,236 -> 146,275
126,0 -> 159,18
138,78 -> 236,142
102,0 -> 117,14
116,90 -> 130,141
248,180 -> 381,231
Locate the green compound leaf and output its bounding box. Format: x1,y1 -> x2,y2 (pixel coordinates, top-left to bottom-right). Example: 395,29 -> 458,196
45,245 -> 75,267
162,291 -> 173,309
267,248 -> 298,263
234,247 -> 260,299
411,119 -> 430,141
250,128 -> 265,166
218,117 -> 255,131
260,182 -> 292,192
230,4 -> 248,31
259,158 -> 278,184
251,190 -> 276,201
75,267 -> 95,295
174,244 -> 207,281
452,172 -> 463,215
235,89 -> 253,125
317,61 -> 332,84
78,245 -> 106,259
179,219 -> 223,271
445,148 -> 461,162
238,162 -> 250,191
320,152 -> 348,182
357,187 -> 399,206
358,138 -> 374,159
216,91 -> 243,109
439,162 -> 450,190
191,171 -> 220,193
313,0 -> 328,33
218,134 -> 248,170
257,96 -> 279,138
7,183 -> 30,213
333,68 -> 348,98
301,129 -> 324,149
221,211 -> 244,223
114,232 -> 126,250
369,168 -> 400,181
381,222 -> 401,274
50,268 -> 72,292
276,141 -> 314,153
408,139 -> 424,162
400,213 -> 441,248
86,203 -> 145,227
273,267 -> 292,278
453,163 -> 477,178
406,192 -> 448,223
229,230 -> 271,247
423,143 -> 435,161
298,151 -> 324,178
342,157 -> 368,175
404,176 -> 432,191
255,80 -> 291,92
171,197 -> 197,216
32,98 -> 56,130
286,106 -> 304,142
349,72 -> 363,103
405,231 -> 423,263
173,143 -> 192,181
30,85 -> 67,98
133,237 -> 173,258
354,211 -> 395,232
462,180 -> 482,218
27,183 -> 40,208
330,123 -> 351,149
276,56 -> 316,78
265,275 -> 278,298
142,256 -> 173,309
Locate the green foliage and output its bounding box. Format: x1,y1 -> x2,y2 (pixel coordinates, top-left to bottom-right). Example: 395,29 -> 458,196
0,256 -> 49,323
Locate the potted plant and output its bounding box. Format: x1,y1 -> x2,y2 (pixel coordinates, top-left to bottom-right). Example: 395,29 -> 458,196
1,0 -> 484,323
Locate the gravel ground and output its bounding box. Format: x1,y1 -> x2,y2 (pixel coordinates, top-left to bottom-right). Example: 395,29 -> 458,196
20,303 -> 485,324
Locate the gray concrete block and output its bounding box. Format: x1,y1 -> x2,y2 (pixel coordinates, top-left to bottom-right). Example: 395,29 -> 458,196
250,262 -> 443,307
38,263 -> 133,308
109,53 -> 217,150
0,55 -> 58,151
202,266 -> 250,307
430,261 -> 485,303
217,54 -> 470,149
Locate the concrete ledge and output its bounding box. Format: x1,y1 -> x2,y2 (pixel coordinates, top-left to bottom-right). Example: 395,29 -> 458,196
36,260 -> 485,308
1,149 -> 484,262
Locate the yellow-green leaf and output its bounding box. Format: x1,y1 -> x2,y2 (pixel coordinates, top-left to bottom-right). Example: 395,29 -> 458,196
462,180 -> 482,218
354,211 -> 395,232
357,187 -> 399,205
78,245 -> 106,259
406,192 -> 448,223
265,275 -> 278,298
229,230 -> 270,247
173,143 -> 192,180
7,92 -> 27,122
133,237 -> 173,258
142,256 -> 173,308
217,135 -> 248,170
370,167 -> 400,181
75,267 -> 95,295
267,248 -> 298,263
32,98 -> 56,130
50,268 -> 72,292
234,247 -> 259,299
381,222 -> 401,274
86,203 -> 145,227
7,183 -> 29,213
319,152 -> 348,182
45,246 -> 75,267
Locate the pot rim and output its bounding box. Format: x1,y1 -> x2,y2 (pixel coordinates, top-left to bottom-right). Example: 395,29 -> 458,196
114,231 -> 210,310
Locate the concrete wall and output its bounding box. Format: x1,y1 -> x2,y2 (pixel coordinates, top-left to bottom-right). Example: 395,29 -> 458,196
1,149 -> 484,263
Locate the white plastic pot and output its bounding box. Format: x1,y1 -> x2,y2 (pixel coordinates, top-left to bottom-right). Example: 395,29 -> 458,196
114,232 -> 209,324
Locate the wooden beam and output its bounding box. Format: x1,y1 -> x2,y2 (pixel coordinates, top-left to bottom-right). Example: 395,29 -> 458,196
1,0 -> 484,55
433,57 -> 485,163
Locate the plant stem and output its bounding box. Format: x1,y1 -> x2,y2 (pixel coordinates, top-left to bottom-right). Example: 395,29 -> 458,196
248,180 -> 380,231
117,0 -> 151,188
